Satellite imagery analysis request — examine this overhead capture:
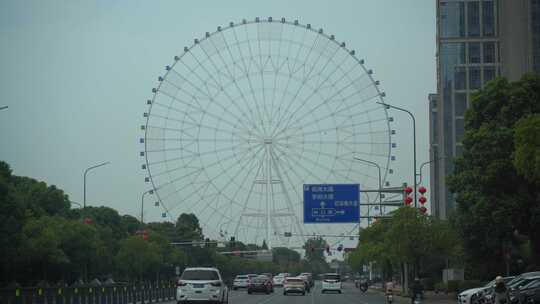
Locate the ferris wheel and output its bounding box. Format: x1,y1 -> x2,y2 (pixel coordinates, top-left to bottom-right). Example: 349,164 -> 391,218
142,17 -> 392,247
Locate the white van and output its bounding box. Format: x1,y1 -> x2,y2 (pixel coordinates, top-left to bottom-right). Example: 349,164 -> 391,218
321,273 -> 342,294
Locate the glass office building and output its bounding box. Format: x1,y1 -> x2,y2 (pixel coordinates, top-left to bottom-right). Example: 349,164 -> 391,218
431,0 -> 540,219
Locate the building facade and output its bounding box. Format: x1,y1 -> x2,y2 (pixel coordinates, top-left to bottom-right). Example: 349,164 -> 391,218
431,0 -> 540,219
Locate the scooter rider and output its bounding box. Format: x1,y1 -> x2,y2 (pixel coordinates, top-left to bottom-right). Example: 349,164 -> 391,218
410,278 -> 423,304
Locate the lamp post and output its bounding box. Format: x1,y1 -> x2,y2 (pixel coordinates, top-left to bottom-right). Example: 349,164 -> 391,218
70,200 -> 83,208
141,189 -> 154,225
353,156 -> 382,217
416,156 -> 447,186
376,102 -> 417,207
83,161 -> 110,208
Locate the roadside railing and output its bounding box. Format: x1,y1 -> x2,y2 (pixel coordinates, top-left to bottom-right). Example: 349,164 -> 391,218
0,282 -> 175,304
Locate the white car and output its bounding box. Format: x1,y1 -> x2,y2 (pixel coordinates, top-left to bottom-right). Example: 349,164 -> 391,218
232,275 -> 250,290
176,267 -> 229,304
283,277 -> 306,295
273,274 -> 288,286
321,273 -> 342,294
458,276 -> 514,304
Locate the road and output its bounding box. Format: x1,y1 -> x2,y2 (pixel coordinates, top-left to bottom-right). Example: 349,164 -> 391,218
225,282 -> 388,304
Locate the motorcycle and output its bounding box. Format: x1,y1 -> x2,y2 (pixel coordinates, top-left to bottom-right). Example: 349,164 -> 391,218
413,293 -> 423,304
359,283 -> 368,293
386,293 -> 393,304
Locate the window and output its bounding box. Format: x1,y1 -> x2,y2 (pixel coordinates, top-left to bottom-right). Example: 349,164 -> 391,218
440,1 -> 466,38
482,1 -> 495,36
532,0 -> 540,72
467,2 -> 480,37
484,67 -> 497,84
483,42 -> 496,63
469,67 -> 481,89
468,42 -> 481,63
181,270 -> 219,280
455,93 -> 467,117
455,67 -> 467,90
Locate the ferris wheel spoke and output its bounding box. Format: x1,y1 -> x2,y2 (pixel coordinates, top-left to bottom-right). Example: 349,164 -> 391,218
281,84 -> 382,138
273,65 -> 369,138
195,42 -> 265,136
156,90 -> 256,136
212,34 -> 265,136
270,53 -> 353,138
163,144 -> 264,214
274,142 -> 382,182
268,33 -> 325,136
276,118 -> 388,143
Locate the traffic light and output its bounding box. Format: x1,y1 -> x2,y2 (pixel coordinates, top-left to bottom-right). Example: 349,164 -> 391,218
325,244 -> 331,256
310,246 -> 315,253
205,238 -> 210,248
230,236 -> 236,248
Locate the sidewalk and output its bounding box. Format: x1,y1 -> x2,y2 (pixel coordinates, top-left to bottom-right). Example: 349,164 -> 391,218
369,285 -> 456,304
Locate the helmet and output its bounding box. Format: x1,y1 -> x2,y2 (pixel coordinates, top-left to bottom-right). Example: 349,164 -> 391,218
495,276 -> 503,283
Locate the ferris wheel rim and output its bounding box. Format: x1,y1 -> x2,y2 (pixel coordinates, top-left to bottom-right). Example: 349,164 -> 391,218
142,17 -> 392,243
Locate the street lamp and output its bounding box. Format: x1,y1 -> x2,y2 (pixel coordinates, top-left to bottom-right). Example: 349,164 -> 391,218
70,200 -> 83,208
141,189 -> 154,225
353,156 -> 382,217
83,161 -> 110,208
416,156 -> 447,186
376,102 -> 417,207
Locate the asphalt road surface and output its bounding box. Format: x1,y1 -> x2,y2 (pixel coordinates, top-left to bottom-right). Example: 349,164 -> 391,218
226,282 -> 387,304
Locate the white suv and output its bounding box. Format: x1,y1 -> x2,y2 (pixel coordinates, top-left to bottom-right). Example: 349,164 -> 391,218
176,267 -> 229,304
232,274 -> 249,290
321,273 -> 342,294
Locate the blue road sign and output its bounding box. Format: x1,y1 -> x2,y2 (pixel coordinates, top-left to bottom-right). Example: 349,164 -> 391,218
303,184 -> 360,223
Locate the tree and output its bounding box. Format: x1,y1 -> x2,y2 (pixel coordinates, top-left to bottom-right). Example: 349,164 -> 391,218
513,114 -> 540,184
20,216 -> 69,280
448,74 -> 540,277
115,236 -> 161,281
175,213 -> 203,241
272,247 -> 300,266
303,237 -> 327,263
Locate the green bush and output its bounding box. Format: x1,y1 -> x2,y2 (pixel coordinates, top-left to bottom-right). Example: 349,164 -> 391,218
421,278 -> 435,291
434,282 -> 446,293
447,280 -> 460,292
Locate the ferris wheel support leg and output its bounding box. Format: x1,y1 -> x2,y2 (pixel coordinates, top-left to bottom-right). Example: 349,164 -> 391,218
233,157 -> 265,238
269,147 -> 306,245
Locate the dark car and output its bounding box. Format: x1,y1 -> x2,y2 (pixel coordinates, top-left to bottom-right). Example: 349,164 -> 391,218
247,276 -> 272,294
516,277 -> 540,304
509,276 -> 540,303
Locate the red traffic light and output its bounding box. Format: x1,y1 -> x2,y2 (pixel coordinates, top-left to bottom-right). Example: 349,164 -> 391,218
404,186 -> 413,194
418,186 -> 427,194
419,196 -> 427,204
404,196 -> 413,205
419,206 -> 427,214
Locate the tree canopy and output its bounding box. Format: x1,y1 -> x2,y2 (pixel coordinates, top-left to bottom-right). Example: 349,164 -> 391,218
448,74 -> 540,278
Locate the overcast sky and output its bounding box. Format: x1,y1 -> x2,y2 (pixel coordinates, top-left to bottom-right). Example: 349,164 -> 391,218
0,0 -> 436,238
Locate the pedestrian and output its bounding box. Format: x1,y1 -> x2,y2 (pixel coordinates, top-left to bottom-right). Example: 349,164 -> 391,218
410,277 -> 423,304
493,275 -> 510,304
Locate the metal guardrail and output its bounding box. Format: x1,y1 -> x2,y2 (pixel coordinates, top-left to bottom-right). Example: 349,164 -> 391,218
0,283 -> 176,304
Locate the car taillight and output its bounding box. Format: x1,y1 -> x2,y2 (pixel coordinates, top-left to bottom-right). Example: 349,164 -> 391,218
210,281 -> 222,287
177,281 -> 187,287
